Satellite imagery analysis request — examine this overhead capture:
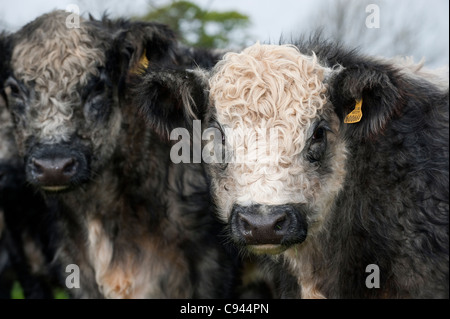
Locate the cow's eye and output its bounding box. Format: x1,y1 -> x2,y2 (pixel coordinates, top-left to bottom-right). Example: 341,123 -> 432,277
208,121 -> 228,170
84,80 -> 106,100
83,70 -> 110,101
312,127 -> 325,141
92,81 -> 105,96
83,72 -> 113,122
217,124 -> 226,146
307,122 -> 330,164
8,83 -> 20,95
4,77 -> 23,99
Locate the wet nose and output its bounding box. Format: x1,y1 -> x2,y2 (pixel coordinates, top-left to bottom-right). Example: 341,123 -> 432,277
30,157 -> 78,187
236,210 -> 289,245
231,204 -> 307,247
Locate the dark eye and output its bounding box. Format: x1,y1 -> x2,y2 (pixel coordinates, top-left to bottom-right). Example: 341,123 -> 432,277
307,123 -> 329,164
9,83 -> 20,95
219,126 -> 226,146
91,80 -> 105,96
209,121 -> 225,144
83,71 -> 109,101
83,80 -> 105,101
312,127 -> 325,141
5,78 -> 22,98
209,121 -> 228,170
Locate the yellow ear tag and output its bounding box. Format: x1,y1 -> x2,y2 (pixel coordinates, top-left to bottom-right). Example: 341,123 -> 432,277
130,49 -> 149,75
344,99 -> 363,124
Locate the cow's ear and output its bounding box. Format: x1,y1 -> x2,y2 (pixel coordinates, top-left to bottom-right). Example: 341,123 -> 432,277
100,19 -> 177,87
131,68 -> 210,139
117,21 -> 177,75
328,60 -> 402,140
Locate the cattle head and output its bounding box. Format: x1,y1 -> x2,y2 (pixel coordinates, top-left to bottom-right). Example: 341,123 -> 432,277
1,10 -> 176,193
133,42 -> 404,255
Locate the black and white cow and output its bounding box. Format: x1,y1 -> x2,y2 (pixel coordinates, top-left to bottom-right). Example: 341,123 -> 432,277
0,10 -> 237,298
133,38 -> 449,298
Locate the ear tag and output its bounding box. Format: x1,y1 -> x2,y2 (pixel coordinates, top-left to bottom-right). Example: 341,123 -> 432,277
344,99 -> 363,124
130,49 -> 149,75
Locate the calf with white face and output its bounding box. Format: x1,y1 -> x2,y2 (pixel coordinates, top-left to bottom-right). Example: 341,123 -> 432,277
135,40 -> 449,298
206,44 -> 347,256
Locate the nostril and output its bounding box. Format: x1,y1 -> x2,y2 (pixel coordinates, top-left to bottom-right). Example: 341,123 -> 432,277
31,158 -> 44,175
274,215 -> 287,232
238,214 -> 252,233
62,158 -> 78,176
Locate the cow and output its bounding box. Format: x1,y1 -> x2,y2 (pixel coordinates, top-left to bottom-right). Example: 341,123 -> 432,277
1,32 -> 64,298
132,37 -> 449,298
0,10 -> 238,298
1,46 -> 63,298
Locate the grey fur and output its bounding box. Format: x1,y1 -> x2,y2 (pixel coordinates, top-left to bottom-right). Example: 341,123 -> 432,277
2,11 -> 236,298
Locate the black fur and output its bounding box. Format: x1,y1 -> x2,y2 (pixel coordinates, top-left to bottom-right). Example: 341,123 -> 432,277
0,164 -> 62,298
1,104 -> 62,299
134,36 -> 449,298
2,11 -> 237,298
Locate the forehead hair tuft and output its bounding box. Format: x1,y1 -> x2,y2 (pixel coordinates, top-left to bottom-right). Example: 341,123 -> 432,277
10,10 -> 107,141
11,11 -> 106,104
209,42 -> 330,156
12,10 -> 106,84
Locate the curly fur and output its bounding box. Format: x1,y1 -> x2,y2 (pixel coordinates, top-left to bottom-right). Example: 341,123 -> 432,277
3,10 -> 237,299
11,11 -> 105,144
136,38 -> 449,299
208,43 -> 347,237
208,41 -> 449,298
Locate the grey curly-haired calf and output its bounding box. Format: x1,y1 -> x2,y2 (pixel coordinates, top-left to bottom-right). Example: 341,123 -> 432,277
0,10 -> 236,298
133,38 -> 449,298
2,34 -> 62,298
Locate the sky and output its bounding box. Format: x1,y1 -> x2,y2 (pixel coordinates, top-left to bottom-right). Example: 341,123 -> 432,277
1,0 -> 449,67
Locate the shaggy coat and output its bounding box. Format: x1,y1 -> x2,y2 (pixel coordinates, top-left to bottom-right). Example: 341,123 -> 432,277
1,82 -> 60,298
134,38 -> 449,298
1,11 -> 235,298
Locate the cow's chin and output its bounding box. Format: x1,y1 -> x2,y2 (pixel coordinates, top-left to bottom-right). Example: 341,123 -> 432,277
247,244 -> 288,255
40,185 -> 71,193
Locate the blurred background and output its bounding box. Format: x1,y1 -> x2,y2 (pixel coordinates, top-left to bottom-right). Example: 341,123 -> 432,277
1,0 -> 449,67
0,0 -> 449,65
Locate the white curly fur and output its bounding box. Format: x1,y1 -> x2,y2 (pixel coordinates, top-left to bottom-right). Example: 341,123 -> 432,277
208,43 -> 346,224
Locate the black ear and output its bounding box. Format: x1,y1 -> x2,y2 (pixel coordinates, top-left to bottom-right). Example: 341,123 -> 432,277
329,60 -> 402,140
131,68 -> 209,139
93,17 -> 178,93
117,21 -> 177,74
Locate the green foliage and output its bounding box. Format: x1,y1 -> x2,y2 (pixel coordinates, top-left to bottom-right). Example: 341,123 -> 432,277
53,287 -> 70,299
11,281 -> 25,299
10,281 -> 70,299
137,0 -> 251,48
